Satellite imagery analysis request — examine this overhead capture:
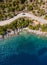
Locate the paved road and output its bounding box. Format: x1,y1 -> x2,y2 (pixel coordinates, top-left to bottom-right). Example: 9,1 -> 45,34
0,13 -> 47,26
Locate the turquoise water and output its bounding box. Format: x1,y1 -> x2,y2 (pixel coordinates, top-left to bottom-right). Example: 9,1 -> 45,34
0,31 -> 47,65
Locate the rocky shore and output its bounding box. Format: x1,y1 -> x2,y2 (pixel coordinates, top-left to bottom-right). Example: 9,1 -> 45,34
0,29 -> 22,40
0,28 -> 47,40
23,28 -> 47,36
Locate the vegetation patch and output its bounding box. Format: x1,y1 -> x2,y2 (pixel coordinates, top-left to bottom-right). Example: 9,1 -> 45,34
0,18 -> 47,35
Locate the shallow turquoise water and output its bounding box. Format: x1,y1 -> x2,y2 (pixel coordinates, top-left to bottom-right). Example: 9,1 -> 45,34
0,31 -> 47,65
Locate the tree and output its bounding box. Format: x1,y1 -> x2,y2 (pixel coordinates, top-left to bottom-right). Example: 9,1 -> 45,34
44,15 -> 47,20
27,5 -> 33,11
20,0 -> 26,4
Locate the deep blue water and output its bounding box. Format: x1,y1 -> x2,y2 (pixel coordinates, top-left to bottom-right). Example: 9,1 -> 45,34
0,31 -> 47,65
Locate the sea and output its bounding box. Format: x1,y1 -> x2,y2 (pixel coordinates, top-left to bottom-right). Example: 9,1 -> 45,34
0,31 -> 47,65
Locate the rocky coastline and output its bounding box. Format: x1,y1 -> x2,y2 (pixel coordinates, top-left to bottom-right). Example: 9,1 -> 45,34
0,28 -> 47,40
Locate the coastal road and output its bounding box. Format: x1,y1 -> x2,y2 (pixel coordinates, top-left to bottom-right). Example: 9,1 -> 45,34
0,13 -> 47,26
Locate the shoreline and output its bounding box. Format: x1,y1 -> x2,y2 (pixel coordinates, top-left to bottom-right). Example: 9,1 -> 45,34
0,29 -> 23,40
23,28 -> 47,36
0,28 -> 47,40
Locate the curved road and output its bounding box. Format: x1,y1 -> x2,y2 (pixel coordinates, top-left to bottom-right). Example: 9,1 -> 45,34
0,13 -> 47,26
